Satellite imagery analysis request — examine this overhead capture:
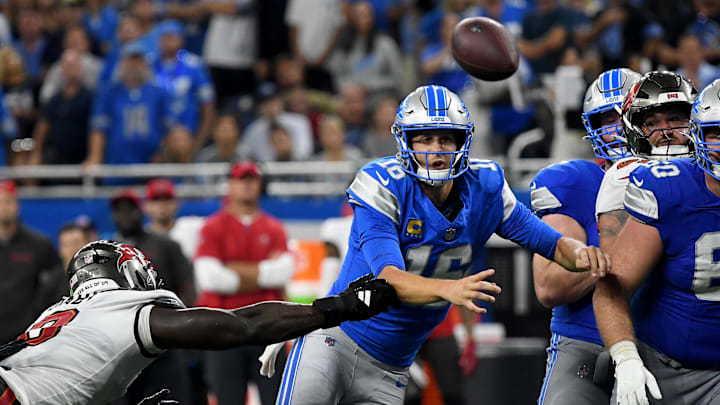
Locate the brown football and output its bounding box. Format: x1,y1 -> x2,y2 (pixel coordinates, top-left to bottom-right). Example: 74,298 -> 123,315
451,17 -> 519,81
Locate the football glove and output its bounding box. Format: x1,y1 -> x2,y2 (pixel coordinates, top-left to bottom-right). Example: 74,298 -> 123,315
610,340 -> 662,405
136,389 -> 179,405
313,274 -> 399,328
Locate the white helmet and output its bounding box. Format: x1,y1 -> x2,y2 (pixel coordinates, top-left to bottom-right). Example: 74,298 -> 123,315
690,79 -> 720,180
392,85 -> 474,186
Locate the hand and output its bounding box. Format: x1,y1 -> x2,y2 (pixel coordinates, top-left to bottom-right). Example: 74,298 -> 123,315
575,246 -> 611,278
313,274 -> 399,327
444,269 -> 501,314
259,341 -> 287,378
610,341 -> 662,405
137,389 -> 179,405
458,340 -> 477,376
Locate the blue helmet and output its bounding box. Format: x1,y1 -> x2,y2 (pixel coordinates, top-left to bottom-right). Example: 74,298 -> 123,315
581,68 -> 642,160
392,85 -> 474,186
690,79 -> 720,180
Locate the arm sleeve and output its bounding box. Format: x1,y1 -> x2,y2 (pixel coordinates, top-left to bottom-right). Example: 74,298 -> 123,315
195,63 -> 216,104
89,87 -> 110,132
353,203 -> 405,276
135,305 -> 164,357
194,257 -> 240,293
497,201 -> 562,260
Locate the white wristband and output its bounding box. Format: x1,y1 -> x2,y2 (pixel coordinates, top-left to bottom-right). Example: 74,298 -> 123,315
257,252 -> 295,288
609,340 -> 641,365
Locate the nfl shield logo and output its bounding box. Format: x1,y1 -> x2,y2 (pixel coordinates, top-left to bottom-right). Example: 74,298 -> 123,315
83,253 -> 94,264
324,336 -> 336,347
445,228 -> 456,241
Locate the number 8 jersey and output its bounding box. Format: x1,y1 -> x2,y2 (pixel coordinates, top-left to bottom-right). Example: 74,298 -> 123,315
624,158 -> 720,368
332,156 -> 562,367
0,288 -> 184,404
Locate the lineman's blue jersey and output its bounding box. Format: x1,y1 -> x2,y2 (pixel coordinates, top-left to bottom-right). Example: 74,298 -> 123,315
331,157 -> 563,367
530,160 -> 604,345
624,158 -> 720,368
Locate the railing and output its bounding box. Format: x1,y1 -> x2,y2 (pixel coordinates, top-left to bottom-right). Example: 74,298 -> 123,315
0,157 -> 557,198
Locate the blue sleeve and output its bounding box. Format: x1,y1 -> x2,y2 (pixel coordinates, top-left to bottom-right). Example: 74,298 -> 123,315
161,87 -> 178,130
90,87 -> 111,132
352,203 -> 405,276
497,201 -> 562,260
0,93 -> 17,141
530,160 -> 602,220
195,63 -> 215,104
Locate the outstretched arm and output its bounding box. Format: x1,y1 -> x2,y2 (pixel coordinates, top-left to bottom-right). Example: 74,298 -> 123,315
150,276 -> 398,349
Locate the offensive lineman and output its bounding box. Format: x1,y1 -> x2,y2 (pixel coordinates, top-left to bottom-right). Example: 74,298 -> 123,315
0,240 -> 398,404
276,85 -> 611,405
531,68 -> 642,404
594,79 -> 720,405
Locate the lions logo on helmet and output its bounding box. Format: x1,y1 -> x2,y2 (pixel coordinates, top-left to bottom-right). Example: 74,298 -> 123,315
581,68 -> 642,160
67,240 -> 161,296
392,85 -> 474,186
690,79 -> 720,180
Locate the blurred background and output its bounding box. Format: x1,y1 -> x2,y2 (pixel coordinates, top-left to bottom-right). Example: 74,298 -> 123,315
0,0 -> 718,403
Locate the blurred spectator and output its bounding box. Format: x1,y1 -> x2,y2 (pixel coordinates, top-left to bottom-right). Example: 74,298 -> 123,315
194,161 -> 294,405
0,87 -> 18,166
98,15 -> 143,82
30,49 -> 93,166
420,12 -> 471,94
518,0 -> 575,77
312,114 -> 364,166
0,180 -> 63,344
154,20 -> 216,151
83,0 -> 119,54
268,121 -> 294,161
686,0 -> 720,64
256,0 -> 290,83
336,82 -> 368,146
196,113 -> 246,163
13,9 -> 46,84
109,188 -> 195,404
144,178 -> 205,262
156,125 -> 194,166
242,82 -> 313,161
676,34 -> 720,90
275,53 -> 305,91
0,46 -> 38,165
86,42 -> 175,173
39,25 -> 101,105
57,221 -> 93,269
0,11 -> 11,48
285,0 -> 344,92
363,93 -> 398,158
202,0 -> 256,107
333,0 -> 403,97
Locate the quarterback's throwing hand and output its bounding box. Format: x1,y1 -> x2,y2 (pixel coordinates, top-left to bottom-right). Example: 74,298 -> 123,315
313,274 -> 399,327
447,269 -> 502,314
576,246 -> 611,278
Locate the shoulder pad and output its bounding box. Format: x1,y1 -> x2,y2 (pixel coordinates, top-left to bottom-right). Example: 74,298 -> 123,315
531,160 -> 602,215
622,160 -> 684,223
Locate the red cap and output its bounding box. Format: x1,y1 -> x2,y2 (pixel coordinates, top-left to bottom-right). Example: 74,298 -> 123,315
146,178 -> 176,200
229,161 -> 262,179
110,189 -> 141,208
0,180 -> 17,196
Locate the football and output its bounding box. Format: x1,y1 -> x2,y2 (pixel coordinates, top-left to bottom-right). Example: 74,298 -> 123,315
451,17 -> 519,81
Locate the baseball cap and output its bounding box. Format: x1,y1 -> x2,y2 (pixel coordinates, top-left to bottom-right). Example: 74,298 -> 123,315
229,161 -> 262,179
157,20 -> 184,37
0,180 -> 17,196
121,41 -> 147,58
146,178 -> 176,200
110,189 -> 141,208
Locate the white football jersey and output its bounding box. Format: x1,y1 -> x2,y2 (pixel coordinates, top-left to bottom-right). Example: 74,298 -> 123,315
0,288 -> 183,405
596,157 -> 650,217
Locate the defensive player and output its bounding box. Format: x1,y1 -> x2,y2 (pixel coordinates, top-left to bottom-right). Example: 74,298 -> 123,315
593,80 -> 720,405
595,71 -> 697,251
276,85 -> 611,405
531,68 -> 641,405
0,240 -> 398,405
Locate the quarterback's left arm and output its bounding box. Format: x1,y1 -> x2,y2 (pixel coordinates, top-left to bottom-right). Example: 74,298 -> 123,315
497,182 -> 609,276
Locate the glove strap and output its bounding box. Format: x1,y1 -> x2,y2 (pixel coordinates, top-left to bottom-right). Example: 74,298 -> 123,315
609,340 -> 641,366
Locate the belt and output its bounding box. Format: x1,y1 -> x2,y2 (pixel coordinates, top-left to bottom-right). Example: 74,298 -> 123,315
0,375 -> 19,405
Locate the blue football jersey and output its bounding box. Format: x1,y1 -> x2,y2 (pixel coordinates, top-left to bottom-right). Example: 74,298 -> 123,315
530,160 -> 604,345
332,157 -> 563,367
154,51 -> 215,133
90,82 -> 175,165
624,158 -> 720,368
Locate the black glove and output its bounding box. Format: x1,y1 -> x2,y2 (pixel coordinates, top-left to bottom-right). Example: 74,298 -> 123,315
313,274 -> 399,328
137,389 -> 180,405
